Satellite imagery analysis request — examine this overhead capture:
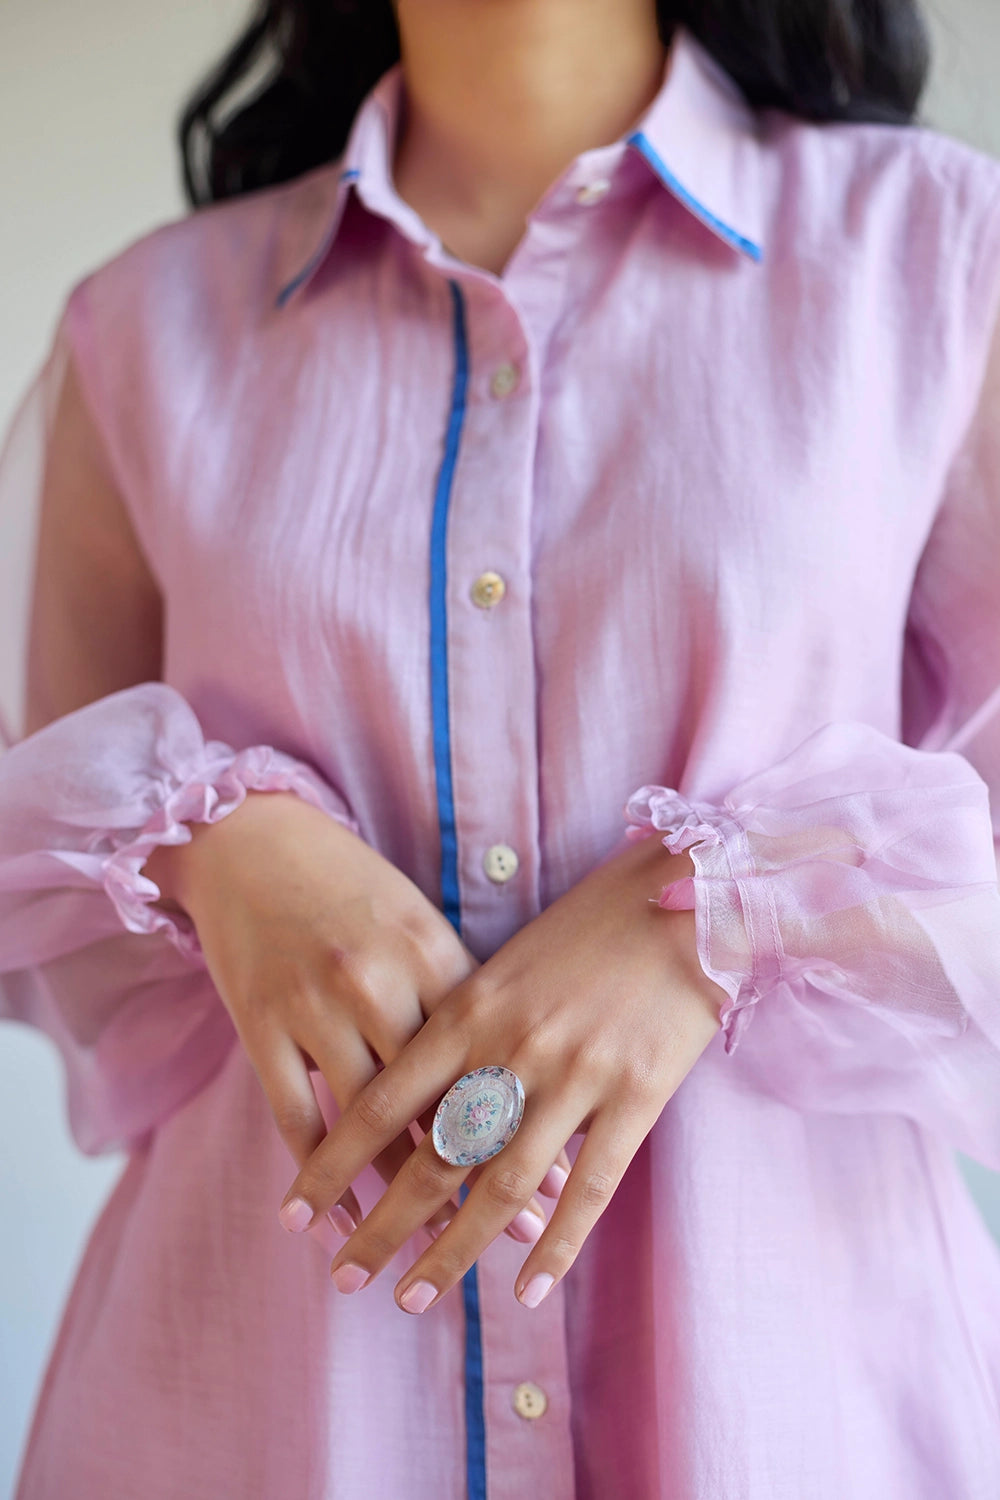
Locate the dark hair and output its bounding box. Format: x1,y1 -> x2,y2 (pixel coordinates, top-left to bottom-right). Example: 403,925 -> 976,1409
178,0 -> 931,208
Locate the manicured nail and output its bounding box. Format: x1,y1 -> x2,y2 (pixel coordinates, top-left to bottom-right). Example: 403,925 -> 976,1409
331,1263 -> 370,1295
518,1272 -> 555,1309
328,1204 -> 357,1236
278,1196 -> 313,1233
399,1280 -> 437,1315
427,1217 -> 452,1241
508,1208 -> 545,1244
539,1164 -> 569,1196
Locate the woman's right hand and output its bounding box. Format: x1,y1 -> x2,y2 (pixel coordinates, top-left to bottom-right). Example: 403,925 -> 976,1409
143,788 -> 569,1245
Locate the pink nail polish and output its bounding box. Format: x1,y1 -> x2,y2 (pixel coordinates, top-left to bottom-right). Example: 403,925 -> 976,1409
278,1196 -> 313,1233
508,1208 -> 545,1244
539,1164 -> 569,1196
331,1263 -> 370,1295
399,1280 -> 437,1315
519,1272 -> 555,1309
328,1204 -> 357,1236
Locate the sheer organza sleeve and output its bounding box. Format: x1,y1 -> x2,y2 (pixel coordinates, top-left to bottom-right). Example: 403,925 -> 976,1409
0,288 -> 360,1155
623,230 -> 1000,1173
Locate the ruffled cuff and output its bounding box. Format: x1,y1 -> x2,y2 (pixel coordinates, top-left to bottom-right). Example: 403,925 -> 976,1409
623,720 -> 999,1057
102,741 -> 360,961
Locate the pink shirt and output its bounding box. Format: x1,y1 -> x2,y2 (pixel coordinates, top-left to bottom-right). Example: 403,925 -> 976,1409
4,22 -> 1000,1498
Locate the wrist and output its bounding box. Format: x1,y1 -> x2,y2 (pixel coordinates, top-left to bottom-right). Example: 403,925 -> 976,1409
142,787 -> 292,913
619,825 -> 697,894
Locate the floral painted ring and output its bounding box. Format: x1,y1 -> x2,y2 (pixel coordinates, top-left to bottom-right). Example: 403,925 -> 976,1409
431,1065 -> 526,1168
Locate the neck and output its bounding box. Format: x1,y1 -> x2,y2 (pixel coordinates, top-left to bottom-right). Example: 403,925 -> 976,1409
391,0 -> 669,225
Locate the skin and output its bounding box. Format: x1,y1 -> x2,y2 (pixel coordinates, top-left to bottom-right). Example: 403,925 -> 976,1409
274,0 -> 727,1314
284,831 -> 723,1314
144,790 -> 573,1246
390,0 -> 671,274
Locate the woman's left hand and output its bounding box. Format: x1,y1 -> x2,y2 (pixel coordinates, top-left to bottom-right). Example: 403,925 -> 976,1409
279,830 -> 726,1314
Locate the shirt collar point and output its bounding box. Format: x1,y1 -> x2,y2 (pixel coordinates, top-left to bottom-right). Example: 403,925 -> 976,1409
626,129 -> 764,264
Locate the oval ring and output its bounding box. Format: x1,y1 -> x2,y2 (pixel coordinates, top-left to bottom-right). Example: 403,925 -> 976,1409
431,1065 -> 525,1168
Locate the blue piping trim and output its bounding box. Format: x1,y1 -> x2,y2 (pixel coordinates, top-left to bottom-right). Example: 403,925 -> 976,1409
429,280 -> 487,1499
274,168 -> 362,307
459,1183 -> 487,1500
428,279 -> 467,933
626,130 -> 764,263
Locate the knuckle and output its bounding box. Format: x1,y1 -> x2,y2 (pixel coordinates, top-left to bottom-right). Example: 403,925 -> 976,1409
271,1098 -> 316,1139
407,1149 -> 456,1199
237,984 -> 279,1034
546,1233 -> 581,1272
575,1030 -> 614,1076
460,971 -> 500,1017
398,905 -> 452,965
351,1081 -> 396,1137
483,1164 -> 531,1211
426,1244 -> 468,1284
618,1055 -> 659,1104
297,1153 -> 339,1200
322,942 -> 378,1008
576,1169 -> 616,1211
423,928 -> 473,988
357,1225 -> 399,1264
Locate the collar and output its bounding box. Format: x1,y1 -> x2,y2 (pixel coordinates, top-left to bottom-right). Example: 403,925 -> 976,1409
274,22 -> 765,309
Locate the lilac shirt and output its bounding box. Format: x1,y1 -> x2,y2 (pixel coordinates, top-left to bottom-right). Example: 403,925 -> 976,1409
4,22 -> 1000,1498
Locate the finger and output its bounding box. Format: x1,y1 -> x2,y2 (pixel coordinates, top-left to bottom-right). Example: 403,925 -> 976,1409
325,1135 -> 550,1291
385,1095 -> 584,1314
278,1027 -> 452,1240
264,1027 -> 369,1235
410,1131 -> 547,1245
327,1127 -> 472,1295
251,1027 -> 329,1167
280,1007 -> 466,1223
307,1029 -> 456,1238
511,1104 -> 651,1309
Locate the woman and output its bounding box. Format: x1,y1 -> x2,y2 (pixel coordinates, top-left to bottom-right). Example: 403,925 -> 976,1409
3,0 -> 1000,1494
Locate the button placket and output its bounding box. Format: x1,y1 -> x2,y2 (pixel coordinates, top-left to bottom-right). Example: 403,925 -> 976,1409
479,1239 -> 576,1499
441,278 -> 574,1499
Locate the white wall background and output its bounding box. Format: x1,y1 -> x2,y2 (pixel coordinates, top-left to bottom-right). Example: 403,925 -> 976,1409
1,1 -> 999,1493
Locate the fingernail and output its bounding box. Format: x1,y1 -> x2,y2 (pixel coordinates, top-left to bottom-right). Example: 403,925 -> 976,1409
331,1263 -> 370,1295
427,1217 -> 452,1241
278,1196 -> 313,1233
399,1279 -> 437,1315
519,1272 -> 555,1309
539,1164 -> 569,1196
508,1207 -> 545,1244
328,1204 -> 357,1236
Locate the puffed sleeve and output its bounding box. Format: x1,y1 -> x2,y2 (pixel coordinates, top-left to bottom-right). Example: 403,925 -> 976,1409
0,290 -> 360,1155
623,209 -> 1000,1172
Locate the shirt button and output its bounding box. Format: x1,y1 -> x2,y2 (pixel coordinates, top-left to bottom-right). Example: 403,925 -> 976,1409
470,571 -> 506,609
483,844 -> 519,884
576,178 -> 611,205
490,362 -> 520,399
512,1381 -> 548,1420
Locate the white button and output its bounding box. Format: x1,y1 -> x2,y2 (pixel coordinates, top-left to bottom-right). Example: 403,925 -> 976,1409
483,844 -> 519,884
470,571 -> 506,609
490,363 -> 520,399
512,1381 -> 548,1420
576,178 -> 611,205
